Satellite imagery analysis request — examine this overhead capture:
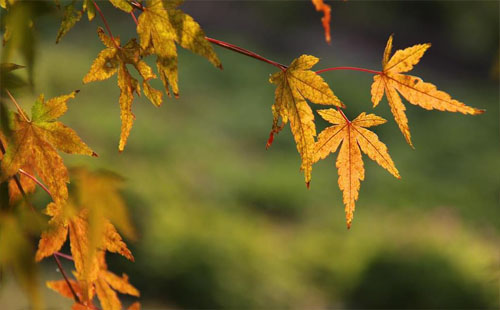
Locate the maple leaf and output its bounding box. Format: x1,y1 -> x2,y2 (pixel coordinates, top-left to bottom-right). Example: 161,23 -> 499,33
0,91 -> 96,204
371,35 -> 485,147
137,0 -> 222,97
83,27 -> 163,151
55,1 -> 83,44
311,0 -> 331,43
36,168 -> 135,300
268,55 -> 343,187
54,0 -> 100,44
109,0 -> 133,13
0,129 -> 35,204
47,252 -> 139,310
313,109 -> 400,228
37,202 -> 133,301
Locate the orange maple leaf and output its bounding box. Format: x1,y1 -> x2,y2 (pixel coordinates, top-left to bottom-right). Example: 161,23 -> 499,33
36,202 -> 133,300
47,252 -> 139,310
311,0 -> 331,43
314,109 -> 400,228
371,35 -> 485,147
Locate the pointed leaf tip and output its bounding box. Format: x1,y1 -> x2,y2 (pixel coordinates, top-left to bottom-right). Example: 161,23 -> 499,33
266,132 -> 275,149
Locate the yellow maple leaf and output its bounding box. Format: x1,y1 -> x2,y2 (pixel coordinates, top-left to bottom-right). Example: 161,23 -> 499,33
371,35 -> 485,147
269,55 -> 343,187
47,252 -> 139,310
137,0 -> 222,97
0,91 -> 96,204
314,109 -> 400,228
84,27 -> 163,151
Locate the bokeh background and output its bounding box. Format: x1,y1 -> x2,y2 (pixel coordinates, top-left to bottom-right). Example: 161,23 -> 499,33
1,0 -> 499,309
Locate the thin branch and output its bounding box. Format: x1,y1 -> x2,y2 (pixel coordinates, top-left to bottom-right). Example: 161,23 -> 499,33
18,169 -> 53,200
53,253 -> 81,303
130,11 -> 138,26
92,0 -> 119,48
205,37 -> 287,71
130,1 -> 143,11
5,89 -> 29,122
55,251 -> 74,261
316,66 -> 381,75
337,106 -> 350,123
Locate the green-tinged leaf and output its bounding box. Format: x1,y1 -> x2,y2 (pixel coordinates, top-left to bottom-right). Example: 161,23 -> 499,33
56,1 -> 83,44
109,0 -> 133,12
0,91 -> 96,204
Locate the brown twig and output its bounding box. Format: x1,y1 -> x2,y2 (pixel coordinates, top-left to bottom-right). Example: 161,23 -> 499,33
53,253 -> 80,302
92,0 -> 120,49
205,36 -> 287,71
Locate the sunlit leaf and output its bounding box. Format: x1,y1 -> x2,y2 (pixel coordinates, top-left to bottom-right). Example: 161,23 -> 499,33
137,0 -> 221,97
84,28 -> 163,151
314,109 -> 399,228
371,35 -> 485,147
269,55 -> 342,187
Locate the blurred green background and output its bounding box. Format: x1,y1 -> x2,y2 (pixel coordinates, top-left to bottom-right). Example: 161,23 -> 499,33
1,1 -> 499,309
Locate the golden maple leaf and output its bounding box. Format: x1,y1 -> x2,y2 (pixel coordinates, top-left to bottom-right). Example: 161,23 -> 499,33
47,252 -> 139,310
371,35 -> 485,147
313,109 -> 400,228
83,27 -> 163,151
269,55 -> 343,187
0,91 -> 96,204
136,0 -> 222,97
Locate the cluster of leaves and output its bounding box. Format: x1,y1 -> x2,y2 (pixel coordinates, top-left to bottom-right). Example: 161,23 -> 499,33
61,0 -> 222,151
265,36 -> 483,227
0,73 -> 139,309
0,0 -> 485,309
